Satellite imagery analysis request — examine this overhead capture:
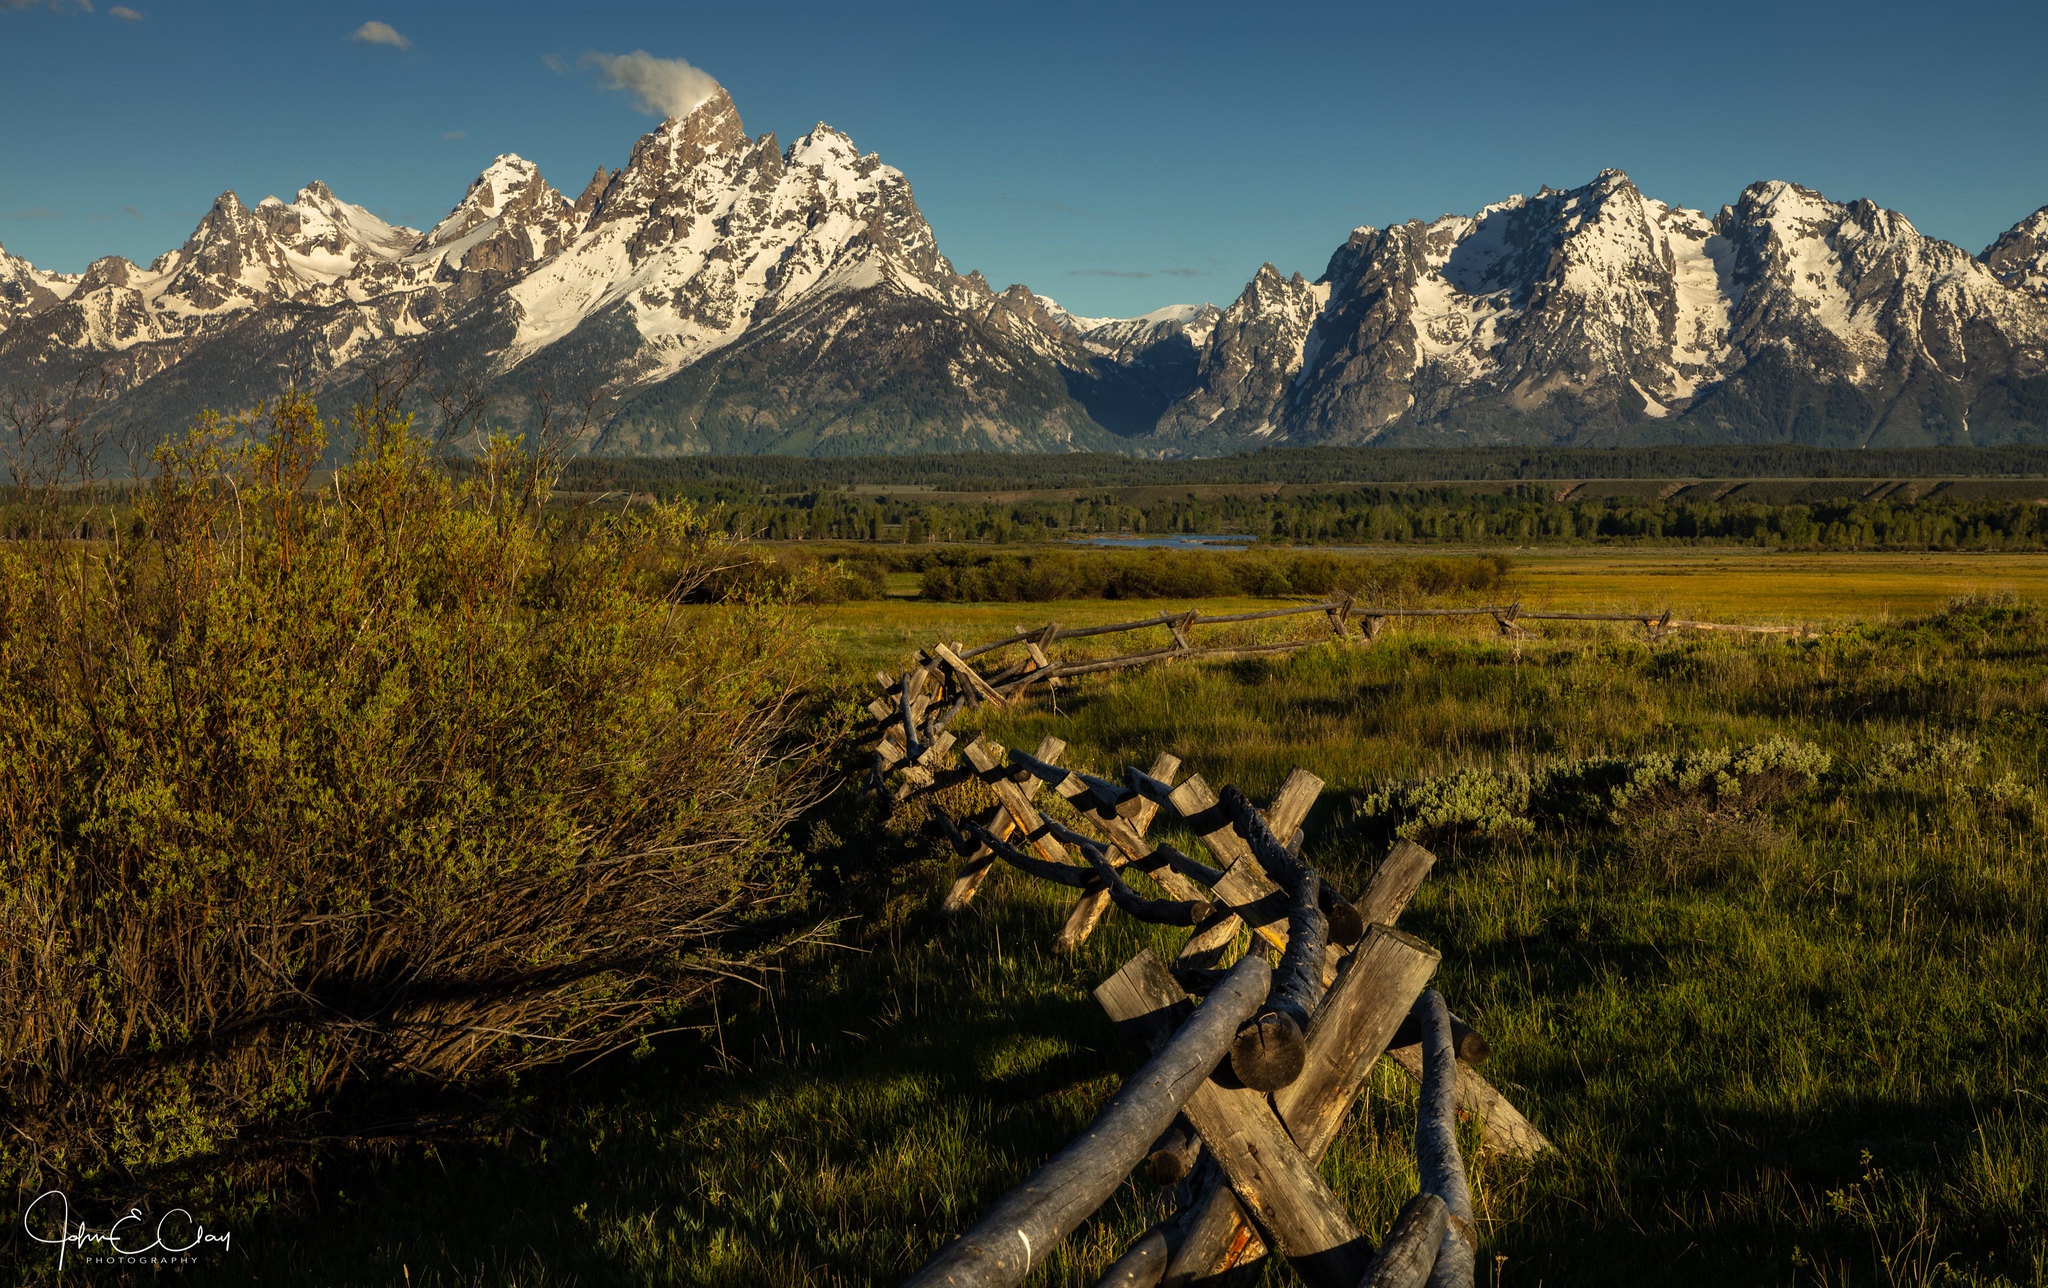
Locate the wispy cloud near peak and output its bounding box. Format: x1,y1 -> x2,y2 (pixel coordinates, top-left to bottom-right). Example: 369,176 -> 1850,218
351,20 -> 409,50
575,50 -> 720,119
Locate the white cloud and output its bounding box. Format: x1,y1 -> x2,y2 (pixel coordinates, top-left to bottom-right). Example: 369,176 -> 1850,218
109,4 -> 141,17
442,130 -> 467,141
351,20 -> 409,50
578,50 -> 719,119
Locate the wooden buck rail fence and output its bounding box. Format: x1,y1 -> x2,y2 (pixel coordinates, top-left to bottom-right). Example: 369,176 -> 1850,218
902,738 -> 1548,1287
861,596 -> 1807,801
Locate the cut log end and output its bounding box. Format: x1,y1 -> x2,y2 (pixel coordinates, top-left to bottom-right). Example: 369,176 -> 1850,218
1324,899 -> 1366,948
1457,1028 -> 1492,1066
1143,1118 -> 1200,1186
1228,1009 -> 1307,1092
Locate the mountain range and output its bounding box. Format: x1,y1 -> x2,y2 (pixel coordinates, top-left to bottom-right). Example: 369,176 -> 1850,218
5,87 -> 2048,456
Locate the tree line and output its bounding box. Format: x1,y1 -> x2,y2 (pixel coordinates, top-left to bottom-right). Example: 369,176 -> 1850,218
559,443 -> 2048,492
665,483 -> 2048,551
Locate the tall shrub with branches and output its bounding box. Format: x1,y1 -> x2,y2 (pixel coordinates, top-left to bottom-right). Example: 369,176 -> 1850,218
0,391 -> 825,1191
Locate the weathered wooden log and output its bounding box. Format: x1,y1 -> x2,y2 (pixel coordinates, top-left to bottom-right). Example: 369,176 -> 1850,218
963,739 -> 1072,867
1173,905 -> 1242,992
1144,1117 -> 1201,1185
1125,753 -> 1180,830
1381,1044 -> 1552,1159
903,953 -> 1270,1288
932,810 -> 977,856
1386,1009 -> 1491,1066
1165,1153 -> 1270,1280
1167,775 -> 1356,985
927,691 -> 968,739
1163,775 -> 1274,954
933,641 -> 1010,706
1167,925 -> 1442,1283
1229,870 -> 1327,1092
1007,745 -> 1131,814
1356,840 -> 1436,928
1413,990 -> 1477,1288
1031,748 -> 1190,947
1325,590 -> 1355,639
1219,783 -> 1366,967
1320,884 -> 1366,947
1357,1192 -> 1449,1288
942,737 -> 1065,912
1096,952 -> 1372,1288
1092,1225 -> 1173,1288
1264,768 -> 1323,854
966,820 -> 1096,890
1137,840 -> 1226,891
1349,839 -> 1552,1160
1041,645 -> 1185,679
899,667 -> 928,760
1279,926 -> 1443,1156
1188,601 -> 1341,625
1025,641 -> 1059,685
1123,765 -> 1179,810
1068,830 -> 1216,926
956,626 -> 1047,663
1051,612 -> 1187,641
1219,783 -> 1360,939
894,732 -> 957,800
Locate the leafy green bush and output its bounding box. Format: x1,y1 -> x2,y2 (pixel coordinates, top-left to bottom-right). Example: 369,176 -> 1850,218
1867,734 -> 1982,788
704,548 -> 890,603
0,395 -> 824,1192
1357,737 -> 1832,849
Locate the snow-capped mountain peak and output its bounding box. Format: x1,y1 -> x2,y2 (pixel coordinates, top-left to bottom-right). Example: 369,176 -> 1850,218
6,94 -> 2046,456
0,239 -> 79,336
1984,205 -> 2048,300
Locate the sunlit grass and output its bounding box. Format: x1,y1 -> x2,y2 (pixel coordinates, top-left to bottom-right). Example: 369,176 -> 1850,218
178,593 -> 2048,1288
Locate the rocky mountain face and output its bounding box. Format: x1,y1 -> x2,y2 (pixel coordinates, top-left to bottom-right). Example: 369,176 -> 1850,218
4,92 -> 2047,455
0,243 -> 79,336
1160,172 -> 2048,449
1982,206 -> 2048,300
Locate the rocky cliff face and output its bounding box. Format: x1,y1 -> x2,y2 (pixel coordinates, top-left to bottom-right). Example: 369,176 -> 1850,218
0,89 -> 1143,453
1980,206 -> 2048,300
1156,171 -> 2048,449
0,242 -> 79,337
3,91 -> 2047,455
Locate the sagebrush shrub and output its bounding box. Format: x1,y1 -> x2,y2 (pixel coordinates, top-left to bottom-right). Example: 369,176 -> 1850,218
0,395 -> 824,1191
1357,737 -> 1831,849
1867,735 -> 1982,789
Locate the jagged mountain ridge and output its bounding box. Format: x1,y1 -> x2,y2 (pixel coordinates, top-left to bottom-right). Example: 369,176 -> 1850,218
3,92 -> 2047,454
1170,171 -> 2048,449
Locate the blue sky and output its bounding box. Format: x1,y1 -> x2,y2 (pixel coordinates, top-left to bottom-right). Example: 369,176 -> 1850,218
3,0 -> 2045,317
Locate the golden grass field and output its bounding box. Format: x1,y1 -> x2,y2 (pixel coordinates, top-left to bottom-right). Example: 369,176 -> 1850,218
806,549 -> 2048,672
1506,548 -> 2048,620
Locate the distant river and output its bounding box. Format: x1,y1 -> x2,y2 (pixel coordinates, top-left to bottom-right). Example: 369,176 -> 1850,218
1065,533 -> 1256,551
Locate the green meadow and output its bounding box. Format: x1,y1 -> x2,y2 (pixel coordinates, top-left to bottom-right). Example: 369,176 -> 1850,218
190,571 -> 2048,1288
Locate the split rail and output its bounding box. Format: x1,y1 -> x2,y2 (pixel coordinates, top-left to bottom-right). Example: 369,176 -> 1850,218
861,596 -> 1806,801
902,737 -> 1550,1287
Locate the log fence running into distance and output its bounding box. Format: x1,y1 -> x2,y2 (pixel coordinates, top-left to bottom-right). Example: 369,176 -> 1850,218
858,594 -> 1809,800
865,594 -> 1771,1280
897,731 -> 1552,1286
